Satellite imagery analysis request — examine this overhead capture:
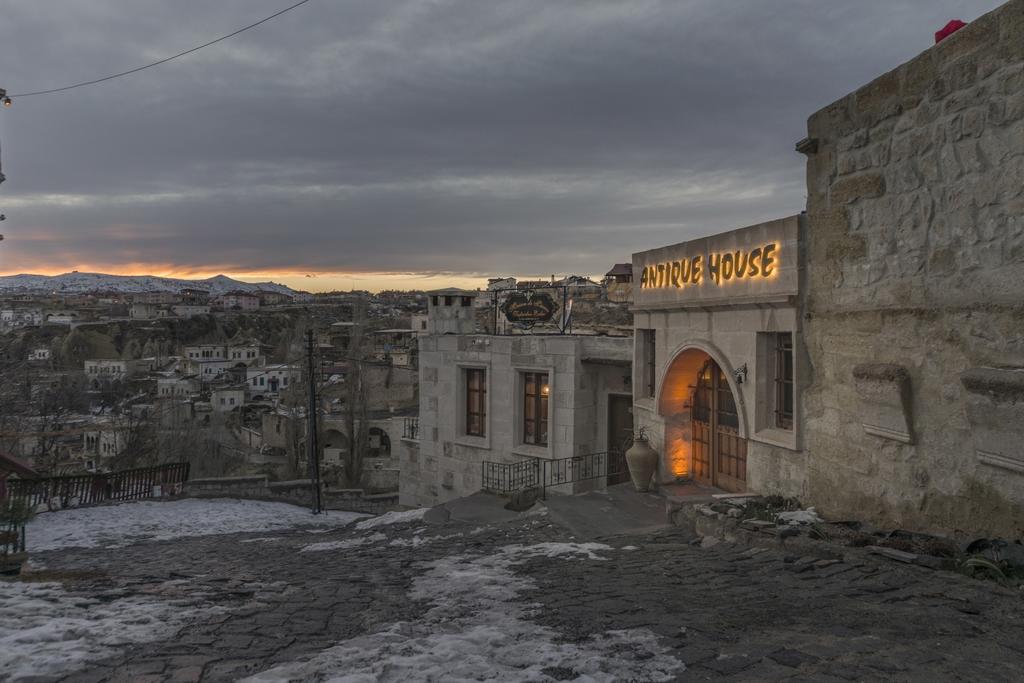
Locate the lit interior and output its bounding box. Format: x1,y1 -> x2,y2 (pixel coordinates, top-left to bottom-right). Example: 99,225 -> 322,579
657,347 -> 716,479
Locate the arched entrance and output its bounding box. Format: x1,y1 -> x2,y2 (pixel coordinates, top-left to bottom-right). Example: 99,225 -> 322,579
691,359 -> 746,492
659,346 -> 747,492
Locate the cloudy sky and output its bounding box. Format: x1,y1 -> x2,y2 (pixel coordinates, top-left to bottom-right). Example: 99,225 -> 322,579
0,0 -> 1001,291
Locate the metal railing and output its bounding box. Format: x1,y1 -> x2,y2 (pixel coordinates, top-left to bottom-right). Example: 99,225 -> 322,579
544,450 -> 629,491
6,462 -> 191,510
482,450 -> 628,498
482,458 -> 542,494
1,520 -> 25,557
402,417 -> 420,440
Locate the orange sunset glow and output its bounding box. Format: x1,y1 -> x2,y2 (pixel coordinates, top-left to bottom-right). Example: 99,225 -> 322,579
0,263 -> 488,293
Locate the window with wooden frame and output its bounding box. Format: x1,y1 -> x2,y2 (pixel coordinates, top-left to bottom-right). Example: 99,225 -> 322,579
641,329 -> 656,397
522,372 -> 550,446
465,368 -> 487,437
774,333 -> 794,430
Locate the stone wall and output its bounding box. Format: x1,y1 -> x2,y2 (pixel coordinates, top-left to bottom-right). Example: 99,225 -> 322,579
361,468 -> 400,494
802,0 -> 1024,535
186,476 -> 269,499
184,476 -> 398,515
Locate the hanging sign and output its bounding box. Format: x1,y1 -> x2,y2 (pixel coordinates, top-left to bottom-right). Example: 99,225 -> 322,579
501,291 -> 559,325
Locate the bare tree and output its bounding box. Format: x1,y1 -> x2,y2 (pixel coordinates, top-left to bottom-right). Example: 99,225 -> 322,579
25,375 -> 88,475
341,324 -> 368,489
105,407 -> 158,470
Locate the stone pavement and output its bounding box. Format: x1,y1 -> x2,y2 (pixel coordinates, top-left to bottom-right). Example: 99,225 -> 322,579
542,484 -> 670,539
14,499 -> 1024,682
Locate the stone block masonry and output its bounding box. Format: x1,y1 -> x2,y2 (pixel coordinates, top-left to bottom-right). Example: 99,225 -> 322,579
801,0 -> 1024,536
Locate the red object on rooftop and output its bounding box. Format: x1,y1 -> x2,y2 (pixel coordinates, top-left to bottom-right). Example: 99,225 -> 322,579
935,19 -> 968,44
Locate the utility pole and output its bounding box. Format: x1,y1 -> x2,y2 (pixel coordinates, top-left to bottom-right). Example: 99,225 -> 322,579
305,328 -> 322,514
0,87 -> 7,228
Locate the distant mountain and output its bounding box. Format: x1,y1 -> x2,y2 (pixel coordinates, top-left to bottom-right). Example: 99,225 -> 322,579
0,272 -> 298,296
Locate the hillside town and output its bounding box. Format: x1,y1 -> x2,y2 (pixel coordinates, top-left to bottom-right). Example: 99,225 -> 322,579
0,272 -> 629,501
1,1 -> 1023,681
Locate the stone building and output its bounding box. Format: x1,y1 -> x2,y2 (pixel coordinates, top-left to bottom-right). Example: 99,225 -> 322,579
84,359 -> 132,379
400,290 -> 633,507
633,0 -> 1023,536
246,365 -> 298,395
217,291 -> 260,311
798,0 -> 1024,535
631,215 -> 804,493
129,302 -> 167,320
156,376 -> 200,398
604,263 -> 633,303
212,386 -> 246,412
170,304 -> 211,318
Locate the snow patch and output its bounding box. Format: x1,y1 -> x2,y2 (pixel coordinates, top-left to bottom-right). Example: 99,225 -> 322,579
775,507 -> 823,525
243,542 -> 682,682
0,272 -> 296,296
387,532 -> 462,548
0,581 -> 221,682
505,542 -> 613,561
239,537 -> 284,544
27,499 -> 367,551
301,533 -> 386,553
354,508 -> 429,530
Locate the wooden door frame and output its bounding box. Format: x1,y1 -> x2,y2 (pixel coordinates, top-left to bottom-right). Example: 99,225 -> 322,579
607,393 -> 633,453
606,393 -> 633,486
691,360 -> 715,487
691,359 -> 747,492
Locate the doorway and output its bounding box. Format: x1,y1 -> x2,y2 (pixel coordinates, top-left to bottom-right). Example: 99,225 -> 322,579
607,394 -> 633,485
691,359 -> 747,492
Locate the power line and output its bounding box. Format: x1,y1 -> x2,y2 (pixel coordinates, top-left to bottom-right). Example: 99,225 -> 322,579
7,0 -> 315,99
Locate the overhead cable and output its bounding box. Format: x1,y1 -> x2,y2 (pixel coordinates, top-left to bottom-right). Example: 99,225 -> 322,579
8,0 -> 315,98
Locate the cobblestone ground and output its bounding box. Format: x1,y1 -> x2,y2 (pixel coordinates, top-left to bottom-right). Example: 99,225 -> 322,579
14,508 -> 1024,682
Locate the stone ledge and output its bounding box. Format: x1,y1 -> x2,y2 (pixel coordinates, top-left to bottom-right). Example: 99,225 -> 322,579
852,363 -> 911,383
267,479 -> 312,492
671,501 -> 965,576
852,362 -> 914,444
961,367 -> 1024,475
188,476 -> 268,486
960,367 -> 1024,402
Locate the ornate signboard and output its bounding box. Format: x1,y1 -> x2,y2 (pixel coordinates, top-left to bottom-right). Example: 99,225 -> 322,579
501,291 -> 559,325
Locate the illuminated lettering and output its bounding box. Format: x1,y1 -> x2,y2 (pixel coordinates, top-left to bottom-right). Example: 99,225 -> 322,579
706,252 -> 721,285
721,252 -> 734,281
638,243 -> 777,289
748,247 -> 761,277
762,243 -> 777,277
734,250 -> 748,278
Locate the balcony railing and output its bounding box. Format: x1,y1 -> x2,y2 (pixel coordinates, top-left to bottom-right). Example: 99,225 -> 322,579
402,417 -> 420,441
481,450 -> 628,497
481,458 -> 541,494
